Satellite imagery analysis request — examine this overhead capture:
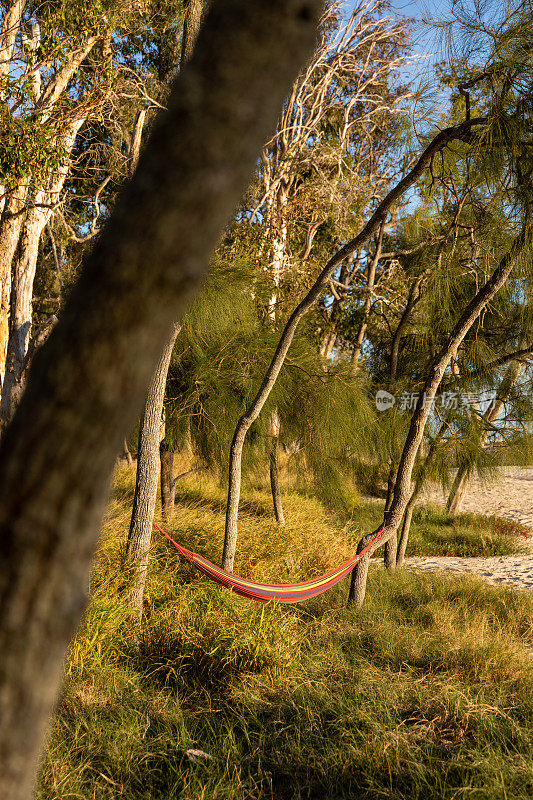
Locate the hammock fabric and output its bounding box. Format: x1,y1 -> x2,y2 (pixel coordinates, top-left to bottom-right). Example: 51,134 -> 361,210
154,522 -> 385,604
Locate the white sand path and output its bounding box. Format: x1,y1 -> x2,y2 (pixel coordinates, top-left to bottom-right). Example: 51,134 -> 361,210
389,468 -> 533,591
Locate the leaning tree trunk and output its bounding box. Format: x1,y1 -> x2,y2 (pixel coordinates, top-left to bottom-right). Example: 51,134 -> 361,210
349,221 -> 530,607
0,3 -> 322,796
125,324 -> 180,613
222,115 -> 485,572
269,408 -> 285,525
396,421 -> 447,567
382,276 -> 424,570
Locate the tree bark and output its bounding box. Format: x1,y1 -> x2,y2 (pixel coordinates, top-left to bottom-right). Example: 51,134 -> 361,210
125,326 -> 179,613
180,0 -> 203,69
396,421 -> 447,567
269,408 -> 285,525
0,118 -> 86,428
0,2 -> 322,796
348,220 -> 530,607
0,185 -> 28,383
160,448 -> 176,522
222,114 -> 486,572
383,465 -> 397,569
125,0 -> 204,612
121,439 -> 134,465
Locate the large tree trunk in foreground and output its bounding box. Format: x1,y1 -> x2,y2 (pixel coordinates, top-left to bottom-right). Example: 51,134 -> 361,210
125,325 -> 179,613
446,356 -> 525,517
348,222 -> 530,606
0,3 -> 322,797
222,114 -> 485,572
181,0 -> 203,68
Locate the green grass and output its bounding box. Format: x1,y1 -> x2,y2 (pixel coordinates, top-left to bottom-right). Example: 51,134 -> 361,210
38,464 -> 533,799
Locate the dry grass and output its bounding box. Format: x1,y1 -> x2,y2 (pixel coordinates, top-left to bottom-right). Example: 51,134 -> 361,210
38,461 -> 533,800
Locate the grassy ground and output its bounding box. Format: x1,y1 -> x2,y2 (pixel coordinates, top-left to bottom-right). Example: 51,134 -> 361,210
38,465 -> 533,799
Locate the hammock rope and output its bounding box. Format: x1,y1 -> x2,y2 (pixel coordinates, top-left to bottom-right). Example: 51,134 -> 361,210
154,522 -> 385,603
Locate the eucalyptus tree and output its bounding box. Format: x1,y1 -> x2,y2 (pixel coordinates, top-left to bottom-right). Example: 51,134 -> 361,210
125,0 -> 202,615
0,0 -> 188,426
0,1 -> 324,796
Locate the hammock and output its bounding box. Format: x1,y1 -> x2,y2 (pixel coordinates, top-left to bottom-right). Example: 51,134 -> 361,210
154,522 -> 385,603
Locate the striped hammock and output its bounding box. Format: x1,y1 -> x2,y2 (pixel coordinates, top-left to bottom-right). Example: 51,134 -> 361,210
154,522 -> 384,603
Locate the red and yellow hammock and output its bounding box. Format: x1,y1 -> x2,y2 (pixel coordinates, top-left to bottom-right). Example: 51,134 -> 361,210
154,522 -> 384,603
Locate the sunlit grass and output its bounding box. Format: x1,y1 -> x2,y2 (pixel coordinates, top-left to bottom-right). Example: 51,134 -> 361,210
39,461 -> 533,799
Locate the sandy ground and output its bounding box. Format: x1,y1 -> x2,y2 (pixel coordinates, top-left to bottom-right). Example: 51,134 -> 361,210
399,467 -> 533,591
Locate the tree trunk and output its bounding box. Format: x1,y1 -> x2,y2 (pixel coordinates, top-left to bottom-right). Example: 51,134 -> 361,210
0,118 -> 85,428
121,439 -> 134,465
383,465 -> 397,569
396,500 -> 414,568
446,355 -> 525,517
222,116 -> 485,572
348,220 -> 530,607
125,324 -> 180,614
0,197 -> 48,425
124,0 -> 205,611
269,408 -> 285,525
160,448 -> 176,522
446,470 -> 468,516
352,222 -> 384,363
0,3 -> 322,796
180,0 -> 203,69
348,540 -> 371,606
0,185 -> 28,384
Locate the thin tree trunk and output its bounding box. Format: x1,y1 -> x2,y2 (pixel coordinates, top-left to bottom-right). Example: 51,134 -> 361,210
121,439 -> 134,465
383,465 -> 397,569
125,0 -> 204,612
446,355 -> 525,516
446,471 -> 468,516
348,220 -> 530,607
0,118 -> 85,428
382,278 -> 423,569
0,196 -> 48,424
222,115 -> 485,572
396,501 -> 414,567
269,408 -> 285,525
0,185 -> 28,384
396,421 -> 447,567
125,323 -> 179,613
160,448 -> 176,522
352,222 -> 384,363
0,3 -> 322,795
